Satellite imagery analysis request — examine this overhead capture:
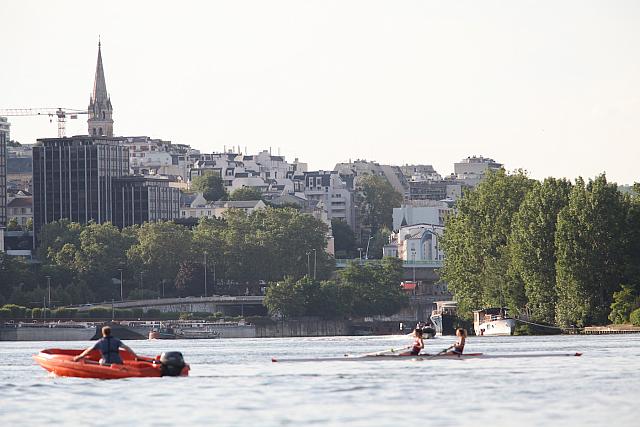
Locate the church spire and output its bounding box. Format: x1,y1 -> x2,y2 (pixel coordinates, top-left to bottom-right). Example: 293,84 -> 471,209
88,40 -> 114,137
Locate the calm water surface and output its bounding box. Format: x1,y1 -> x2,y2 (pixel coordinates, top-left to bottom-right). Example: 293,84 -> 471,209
1,334 -> 638,426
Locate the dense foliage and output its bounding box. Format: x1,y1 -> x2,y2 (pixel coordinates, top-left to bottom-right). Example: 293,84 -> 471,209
0,207 -> 331,307
263,257 -> 407,319
441,172 -> 640,327
228,187 -> 263,201
191,174 -> 228,201
357,174 -> 403,235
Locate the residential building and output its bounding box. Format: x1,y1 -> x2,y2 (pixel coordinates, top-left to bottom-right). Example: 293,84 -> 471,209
0,116 -> 9,139
0,120 -> 6,250
303,171 -> 355,228
392,200 -> 453,231
7,191 -> 33,227
406,178 -> 462,202
454,155 -> 503,186
384,223 -> 445,262
32,136 -> 129,234
6,143 -> 33,192
112,176 -> 181,228
179,196 -> 266,219
334,159 -> 408,197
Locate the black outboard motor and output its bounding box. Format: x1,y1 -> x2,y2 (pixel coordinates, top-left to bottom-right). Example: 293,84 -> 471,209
160,351 -> 185,376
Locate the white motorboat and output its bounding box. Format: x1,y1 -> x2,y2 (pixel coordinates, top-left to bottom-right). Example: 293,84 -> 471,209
473,308 -> 517,336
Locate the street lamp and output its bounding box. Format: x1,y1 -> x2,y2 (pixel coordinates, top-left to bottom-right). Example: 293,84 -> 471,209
357,248 -> 363,263
204,252 -> 208,297
306,252 -> 311,277
411,248 -> 416,283
313,249 -> 317,280
118,268 -> 124,301
45,276 -> 51,309
212,262 -> 216,295
365,235 -> 374,260
139,271 -> 144,300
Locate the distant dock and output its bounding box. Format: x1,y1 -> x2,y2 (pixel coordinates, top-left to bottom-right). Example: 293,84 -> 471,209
566,325 -> 640,335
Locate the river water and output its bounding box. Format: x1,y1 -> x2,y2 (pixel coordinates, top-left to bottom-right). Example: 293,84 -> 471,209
1,334 -> 638,426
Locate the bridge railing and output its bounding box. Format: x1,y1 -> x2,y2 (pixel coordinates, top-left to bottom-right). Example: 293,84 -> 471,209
335,259 -> 443,268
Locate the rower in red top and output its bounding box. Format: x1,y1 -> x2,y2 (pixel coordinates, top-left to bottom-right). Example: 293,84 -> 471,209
401,328 -> 424,356
446,328 -> 467,355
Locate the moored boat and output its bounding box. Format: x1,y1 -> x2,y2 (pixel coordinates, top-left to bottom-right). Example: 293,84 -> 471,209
33,348 -> 189,379
430,301 -> 458,335
474,307 -> 517,336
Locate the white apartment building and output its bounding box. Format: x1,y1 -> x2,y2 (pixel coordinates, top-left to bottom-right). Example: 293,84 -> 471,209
384,223 -> 445,262
303,171 -> 355,228
392,200 -> 453,231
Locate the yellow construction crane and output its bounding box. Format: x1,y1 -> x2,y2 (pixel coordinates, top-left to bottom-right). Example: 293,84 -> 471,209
0,107 -> 88,138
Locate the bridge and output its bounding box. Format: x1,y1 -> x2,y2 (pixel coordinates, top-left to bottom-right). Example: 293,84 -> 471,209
78,295 -> 267,317
335,259 -> 443,282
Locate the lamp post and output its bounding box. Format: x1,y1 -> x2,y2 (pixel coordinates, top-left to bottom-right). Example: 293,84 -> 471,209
118,268 -> 124,301
204,252 -> 208,297
357,248 -> 363,264
313,249 -> 317,280
306,252 -> 311,277
212,262 -> 216,295
411,248 -> 416,283
139,271 -> 144,300
365,235 -> 374,260
161,279 -> 166,298
45,276 -> 51,309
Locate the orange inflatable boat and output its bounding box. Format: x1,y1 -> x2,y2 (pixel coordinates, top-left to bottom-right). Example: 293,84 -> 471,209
33,348 -> 190,379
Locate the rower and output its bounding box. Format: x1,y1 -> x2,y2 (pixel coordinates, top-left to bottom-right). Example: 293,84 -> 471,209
401,328 -> 424,356
74,326 -> 137,365
446,328 -> 467,355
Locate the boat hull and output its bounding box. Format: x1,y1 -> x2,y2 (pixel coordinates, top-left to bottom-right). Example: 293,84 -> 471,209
271,352 -> 582,363
33,348 -> 189,379
475,318 -> 517,336
430,314 -> 457,336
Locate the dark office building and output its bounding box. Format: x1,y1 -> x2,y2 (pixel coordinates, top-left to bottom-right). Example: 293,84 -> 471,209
112,176 -> 181,228
0,125 -> 9,229
32,136 -> 129,234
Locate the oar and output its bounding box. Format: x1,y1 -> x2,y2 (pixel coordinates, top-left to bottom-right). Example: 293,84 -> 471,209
426,346 -> 453,359
347,346 -> 412,357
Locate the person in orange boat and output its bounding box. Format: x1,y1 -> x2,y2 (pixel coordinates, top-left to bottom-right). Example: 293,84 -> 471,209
400,328 -> 424,356
74,326 -> 137,365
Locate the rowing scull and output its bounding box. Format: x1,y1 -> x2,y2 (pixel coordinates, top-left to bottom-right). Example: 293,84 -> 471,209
271,352 -> 582,363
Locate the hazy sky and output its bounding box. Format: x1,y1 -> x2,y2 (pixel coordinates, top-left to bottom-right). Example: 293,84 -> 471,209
2,0 -> 639,184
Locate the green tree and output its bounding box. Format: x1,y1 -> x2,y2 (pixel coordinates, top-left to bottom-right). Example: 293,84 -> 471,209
510,178 -> 571,323
127,222 -> 193,297
37,220 -> 82,262
339,257 -> 406,317
609,285 -> 640,324
229,187 -> 263,201
263,277 -> 307,318
555,175 -> 627,326
357,174 -> 403,234
192,173 -> 228,202
74,222 -> 135,300
331,219 -> 357,258
7,218 -> 20,231
440,169 -> 533,318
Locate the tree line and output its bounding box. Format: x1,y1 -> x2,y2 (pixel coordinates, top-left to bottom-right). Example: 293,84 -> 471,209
0,207 -> 332,308
441,170 -> 640,327
263,257 -> 407,319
